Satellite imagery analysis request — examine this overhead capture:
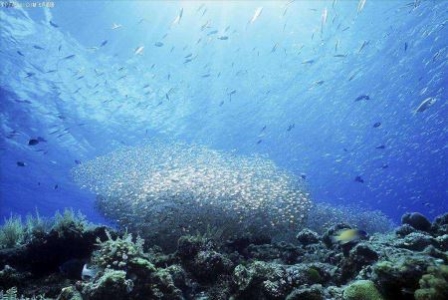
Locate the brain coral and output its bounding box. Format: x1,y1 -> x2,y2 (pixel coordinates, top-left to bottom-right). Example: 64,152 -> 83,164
72,142 -> 311,249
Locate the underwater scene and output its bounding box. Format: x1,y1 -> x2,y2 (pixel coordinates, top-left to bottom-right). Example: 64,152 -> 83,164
0,0 -> 447,299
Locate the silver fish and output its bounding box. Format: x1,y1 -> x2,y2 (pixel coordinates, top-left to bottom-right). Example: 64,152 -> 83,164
414,97 -> 436,114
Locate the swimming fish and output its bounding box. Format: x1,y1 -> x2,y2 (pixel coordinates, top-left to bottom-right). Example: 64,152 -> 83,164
376,145 -> 386,149
100,40 -> 108,47
60,259 -> 85,279
302,59 -> 315,64
172,8 -> 183,26
414,97 -> 436,114
62,54 -> 76,60
354,175 -> 364,183
49,20 -> 59,28
321,8 -> 328,33
207,30 -> 218,36
28,139 -> 39,146
357,0 -> 367,12
111,23 -> 122,30
154,42 -> 164,47
33,45 -> 44,50
17,51 -> 24,56
355,94 -> 370,101
217,36 -> 228,40
331,228 -> 367,245
250,7 -> 263,24
373,122 -> 381,128
358,40 -> 370,53
134,46 -> 144,55
17,161 -> 26,167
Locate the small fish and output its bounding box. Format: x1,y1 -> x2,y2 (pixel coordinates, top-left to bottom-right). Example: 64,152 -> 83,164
357,0 -> 367,12
358,40 -> 369,52
302,59 -> 315,64
217,36 -> 228,40
207,30 -> 218,36
404,42 -> 408,52
28,139 -> 39,146
354,175 -> 364,183
257,139 -> 262,144
134,46 -> 144,55
376,145 -> 386,149
333,54 -> 347,58
381,164 -> 389,169
201,74 -> 210,78
172,7 -> 183,26
185,53 -> 193,59
49,20 -> 59,28
342,26 -> 350,32
54,184 -> 59,190
271,43 -> 278,53
320,8 -> 328,33
46,69 -> 57,73
111,23 -> 122,30
355,94 -> 370,101
287,124 -> 295,131
100,40 -> 108,47
261,125 -> 266,132
25,72 -> 35,78
414,97 -> 436,114
62,54 -> 75,60
59,259 -> 84,279
250,7 -> 263,24
33,45 -> 44,50
17,161 -> 26,167
17,51 -> 24,56
154,42 -> 164,47
300,173 -> 307,180
331,228 -> 367,245
373,122 -> 381,128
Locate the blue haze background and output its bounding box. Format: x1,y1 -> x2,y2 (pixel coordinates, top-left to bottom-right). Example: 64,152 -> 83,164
0,0 -> 447,224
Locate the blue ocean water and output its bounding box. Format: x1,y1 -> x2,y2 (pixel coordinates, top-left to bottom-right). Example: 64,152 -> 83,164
0,0 -> 446,225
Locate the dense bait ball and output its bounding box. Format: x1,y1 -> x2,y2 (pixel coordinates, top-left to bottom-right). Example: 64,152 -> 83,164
72,142 -> 312,249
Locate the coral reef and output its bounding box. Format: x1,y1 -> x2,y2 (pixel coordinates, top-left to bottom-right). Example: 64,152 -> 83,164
342,280 -> 384,300
1,209 -> 447,300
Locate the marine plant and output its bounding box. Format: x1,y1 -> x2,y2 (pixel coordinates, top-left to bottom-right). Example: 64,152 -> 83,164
52,208 -> 90,236
0,215 -> 24,249
0,287 -> 47,300
23,209 -> 53,242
